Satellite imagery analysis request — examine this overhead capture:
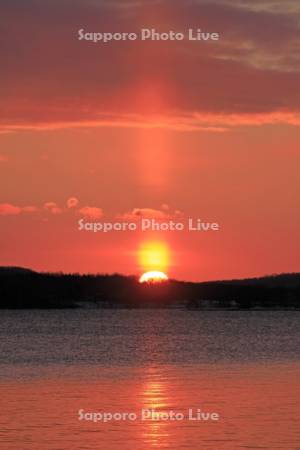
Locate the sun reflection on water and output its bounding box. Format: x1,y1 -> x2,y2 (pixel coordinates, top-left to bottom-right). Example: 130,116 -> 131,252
140,368 -> 172,447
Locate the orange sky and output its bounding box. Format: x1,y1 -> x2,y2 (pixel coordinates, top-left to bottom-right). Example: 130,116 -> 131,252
0,0 -> 300,281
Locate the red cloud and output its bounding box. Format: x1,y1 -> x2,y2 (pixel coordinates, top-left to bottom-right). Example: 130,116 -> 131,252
0,204 -> 39,215
0,204 -> 22,216
78,206 -> 103,219
118,207 -> 183,221
67,197 -> 79,208
43,202 -> 62,214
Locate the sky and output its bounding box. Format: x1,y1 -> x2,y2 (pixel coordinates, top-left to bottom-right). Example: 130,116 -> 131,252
0,0 -> 300,281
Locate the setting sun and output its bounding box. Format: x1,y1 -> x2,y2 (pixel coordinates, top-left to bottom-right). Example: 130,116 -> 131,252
139,271 -> 168,283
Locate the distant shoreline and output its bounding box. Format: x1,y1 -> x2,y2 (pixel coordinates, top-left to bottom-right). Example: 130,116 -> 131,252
1,267 -> 299,310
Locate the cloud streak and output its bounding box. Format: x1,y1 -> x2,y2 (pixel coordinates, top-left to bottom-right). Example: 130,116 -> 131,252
0,204 -> 37,215
0,200 -> 182,221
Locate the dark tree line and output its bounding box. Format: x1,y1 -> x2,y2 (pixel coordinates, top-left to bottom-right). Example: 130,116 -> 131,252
0,267 -> 299,309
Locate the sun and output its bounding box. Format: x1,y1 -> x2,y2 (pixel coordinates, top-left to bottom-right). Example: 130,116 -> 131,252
138,241 -> 170,283
139,270 -> 169,284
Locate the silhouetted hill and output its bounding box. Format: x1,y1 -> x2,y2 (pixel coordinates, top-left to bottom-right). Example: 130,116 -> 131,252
0,267 -> 299,309
213,273 -> 300,288
0,266 -> 36,275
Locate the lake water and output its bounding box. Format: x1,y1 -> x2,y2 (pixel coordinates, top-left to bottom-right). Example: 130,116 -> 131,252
0,310 -> 299,449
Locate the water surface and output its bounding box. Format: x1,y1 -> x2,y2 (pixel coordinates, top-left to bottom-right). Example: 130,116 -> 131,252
0,310 -> 299,449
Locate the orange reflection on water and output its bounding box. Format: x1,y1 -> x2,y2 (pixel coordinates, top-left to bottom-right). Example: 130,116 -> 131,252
140,367 -> 172,447
0,363 -> 300,449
